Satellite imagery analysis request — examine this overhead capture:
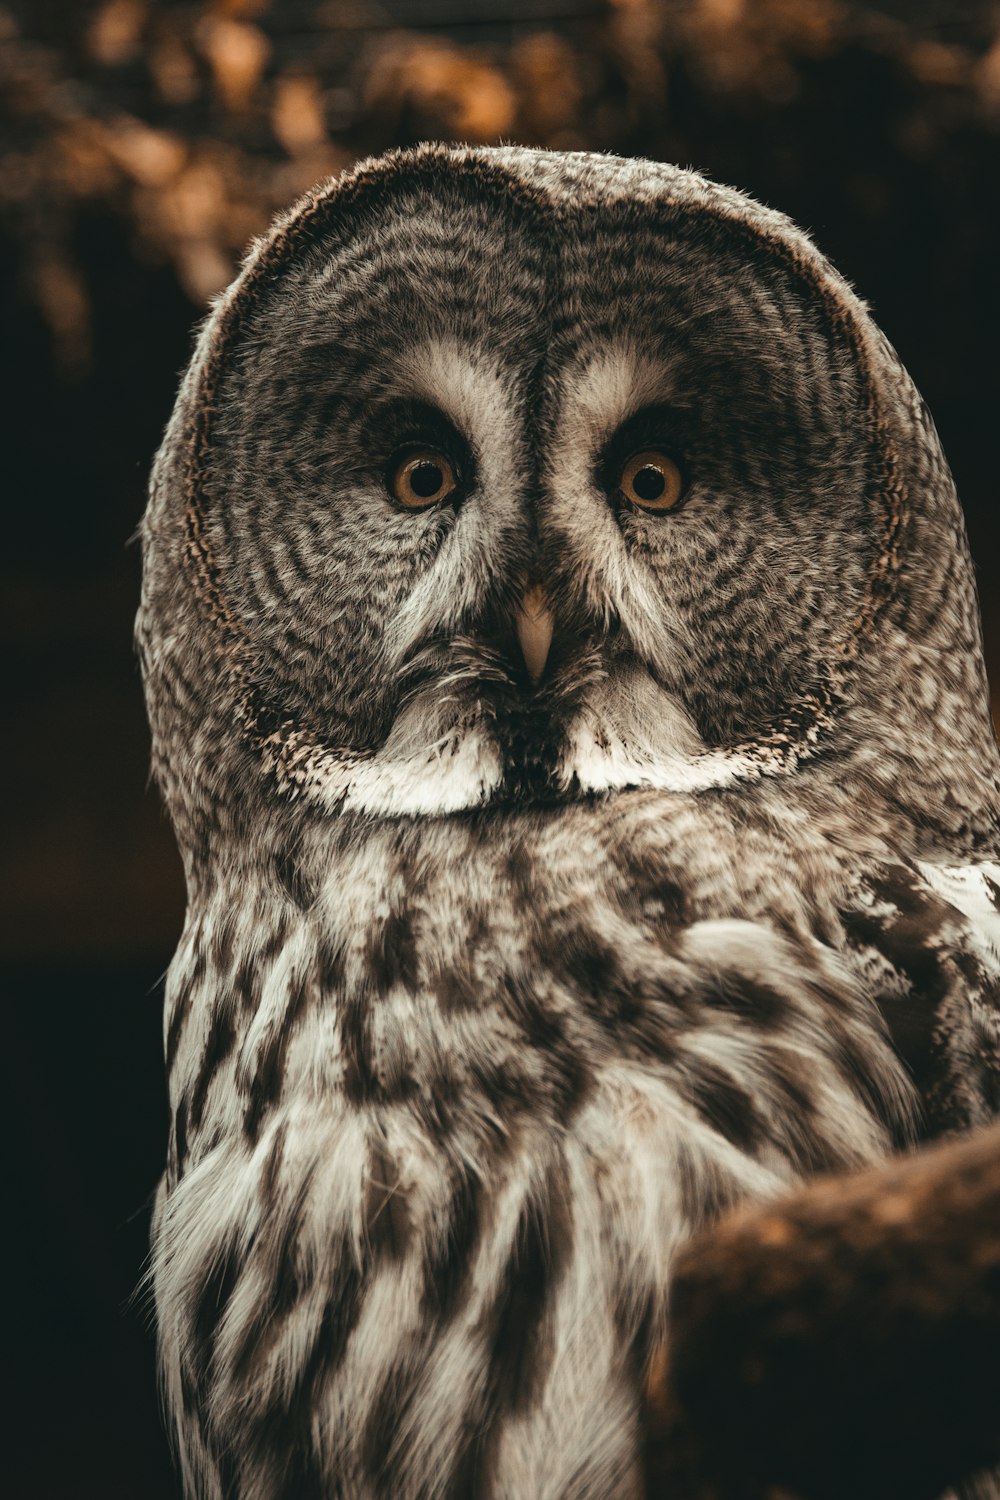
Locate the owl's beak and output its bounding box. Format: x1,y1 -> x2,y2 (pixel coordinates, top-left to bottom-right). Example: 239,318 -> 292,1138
515,586 -> 554,685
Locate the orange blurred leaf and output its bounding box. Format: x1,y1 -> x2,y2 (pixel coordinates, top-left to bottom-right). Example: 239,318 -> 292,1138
367,39 -> 517,142
197,16 -> 270,114
86,0 -> 147,68
32,254 -> 92,376
103,117 -> 187,187
272,73 -> 327,155
148,30 -> 200,107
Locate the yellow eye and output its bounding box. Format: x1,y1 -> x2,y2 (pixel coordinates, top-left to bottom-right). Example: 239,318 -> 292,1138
390,449 -> 458,510
618,450 -> 684,512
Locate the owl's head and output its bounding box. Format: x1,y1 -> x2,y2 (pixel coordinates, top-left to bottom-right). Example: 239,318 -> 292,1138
139,145 -> 999,863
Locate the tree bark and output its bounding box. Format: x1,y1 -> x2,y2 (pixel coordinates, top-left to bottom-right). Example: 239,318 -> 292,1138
644,1123 -> 1000,1499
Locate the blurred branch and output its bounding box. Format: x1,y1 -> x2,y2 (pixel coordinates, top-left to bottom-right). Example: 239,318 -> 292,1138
3,0 -> 1000,368
645,1121 -> 1000,1499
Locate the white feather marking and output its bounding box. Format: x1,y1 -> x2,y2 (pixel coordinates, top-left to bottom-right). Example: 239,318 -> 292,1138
259,714 -> 503,817
916,860 -> 1000,972
558,708 -> 758,795
546,347 -> 699,676
339,726 -> 503,816
556,660 -> 769,794
382,340 -> 524,667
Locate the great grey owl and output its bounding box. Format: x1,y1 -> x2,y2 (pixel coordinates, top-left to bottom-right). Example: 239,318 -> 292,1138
138,144 -> 1000,1499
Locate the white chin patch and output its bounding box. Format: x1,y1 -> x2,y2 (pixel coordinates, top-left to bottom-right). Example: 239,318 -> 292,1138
259,665 -> 769,817
557,721 -> 757,796
341,730 -> 503,817
259,681 -> 504,817
261,666 -> 768,816
556,666 -> 758,796
261,719 -> 503,818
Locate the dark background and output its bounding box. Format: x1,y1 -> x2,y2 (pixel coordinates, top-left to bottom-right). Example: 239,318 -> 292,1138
3,2 -> 998,1494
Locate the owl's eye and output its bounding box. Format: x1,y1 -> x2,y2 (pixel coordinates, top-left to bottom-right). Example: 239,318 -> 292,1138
389,448 -> 458,510
617,451 -> 685,512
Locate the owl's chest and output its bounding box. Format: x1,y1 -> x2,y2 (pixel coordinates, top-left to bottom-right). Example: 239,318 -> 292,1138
175,850 -> 688,1148
167,801 -> 909,1196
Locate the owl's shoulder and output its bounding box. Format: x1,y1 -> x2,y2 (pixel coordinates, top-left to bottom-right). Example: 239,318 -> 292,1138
842,856 -> 1000,1133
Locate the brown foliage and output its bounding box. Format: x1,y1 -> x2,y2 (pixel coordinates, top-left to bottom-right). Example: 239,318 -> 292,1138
3,1 -> 1000,361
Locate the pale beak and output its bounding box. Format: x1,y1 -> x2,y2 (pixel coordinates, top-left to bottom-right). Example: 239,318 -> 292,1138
515,586 -> 555,684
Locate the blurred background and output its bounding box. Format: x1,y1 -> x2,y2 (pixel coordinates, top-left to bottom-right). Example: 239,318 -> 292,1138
2,1 -> 998,1493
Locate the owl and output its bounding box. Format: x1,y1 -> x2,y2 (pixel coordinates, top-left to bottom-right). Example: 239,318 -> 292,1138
138,144 -> 1000,1499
